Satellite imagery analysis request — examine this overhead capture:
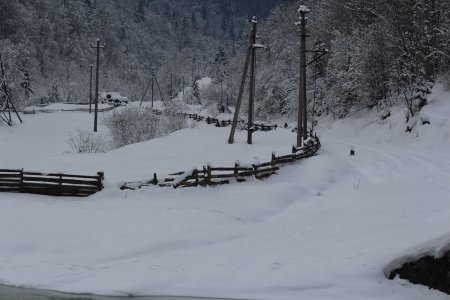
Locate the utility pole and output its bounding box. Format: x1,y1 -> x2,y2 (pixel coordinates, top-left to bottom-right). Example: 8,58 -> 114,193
89,64 -> 93,113
91,39 -> 105,132
140,67 -> 165,107
170,73 -> 173,100
247,17 -> 257,145
151,67 -> 155,107
192,57 -> 196,84
228,16 -> 264,145
296,6 -> 309,147
182,76 -> 185,98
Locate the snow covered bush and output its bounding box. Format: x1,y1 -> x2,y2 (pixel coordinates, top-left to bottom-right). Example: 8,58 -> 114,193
105,106 -> 187,149
160,101 -> 188,134
105,107 -> 161,148
68,129 -> 109,153
201,81 -> 231,116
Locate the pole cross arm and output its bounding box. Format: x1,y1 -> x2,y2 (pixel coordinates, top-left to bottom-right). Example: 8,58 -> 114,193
252,44 -> 266,49
307,50 -> 329,67
306,49 -> 329,53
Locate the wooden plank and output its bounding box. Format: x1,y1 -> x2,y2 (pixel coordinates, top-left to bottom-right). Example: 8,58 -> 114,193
255,172 -> 275,179
0,177 -> 21,183
169,171 -> 185,176
23,172 -> 100,180
0,173 -> 21,179
276,158 -> 296,164
0,169 -> 22,173
0,187 -> 20,192
210,173 -> 235,179
258,161 -> 273,168
210,167 -> 236,172
23,176 -> 98,186
236,171 -> 254,177
256,166 -> 279,172
21,184 -> 97,194
21,183 -> 97,193
22,182 -> 58,189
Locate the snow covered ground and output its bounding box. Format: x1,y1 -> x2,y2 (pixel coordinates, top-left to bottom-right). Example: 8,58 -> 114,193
0,85 -> 450,299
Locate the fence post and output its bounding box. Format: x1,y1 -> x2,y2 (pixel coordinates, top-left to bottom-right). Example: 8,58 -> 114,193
194,169 -> 199,186
97,172 -> 104,191
253,164 -> 258,177
271,153 -> 277,165
151,173 -> 158,185
207,165 -> 212,186
59,174 -> 63,196
19,169 -> 24,192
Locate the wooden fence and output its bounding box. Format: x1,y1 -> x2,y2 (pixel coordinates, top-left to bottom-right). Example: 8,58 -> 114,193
151,109 -> 278,132
22,106 -> 115,114
121,134 -> 320,190
0,169 -> 104,197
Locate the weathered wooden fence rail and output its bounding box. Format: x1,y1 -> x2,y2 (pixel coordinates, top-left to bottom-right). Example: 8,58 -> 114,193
0,169 -> 104,197
121,134 -> 320,190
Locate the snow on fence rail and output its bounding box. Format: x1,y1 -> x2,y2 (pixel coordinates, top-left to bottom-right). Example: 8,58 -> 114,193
0,169 -> 104,197
120,134 -> 320,190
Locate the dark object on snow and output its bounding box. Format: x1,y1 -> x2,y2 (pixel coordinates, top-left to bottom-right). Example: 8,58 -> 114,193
350,148 -> 355,156
388,251 -> 450,295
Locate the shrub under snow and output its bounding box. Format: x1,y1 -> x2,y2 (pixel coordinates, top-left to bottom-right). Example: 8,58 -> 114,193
105,106 -> 186,149
68,129 -> 109,153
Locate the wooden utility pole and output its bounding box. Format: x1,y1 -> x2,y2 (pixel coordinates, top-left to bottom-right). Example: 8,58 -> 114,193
151,67 -> 155,107
139,67 -> 165,107
296,6 -> 309,147
228,16 -> 263,145
91,39 -> 105,132
89,64 -> 93,114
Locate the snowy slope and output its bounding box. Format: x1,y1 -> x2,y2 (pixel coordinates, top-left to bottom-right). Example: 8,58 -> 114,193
0,85 -> 450,299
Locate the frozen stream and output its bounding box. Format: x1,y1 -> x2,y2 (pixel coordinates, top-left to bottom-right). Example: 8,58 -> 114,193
0,284 -> 239,300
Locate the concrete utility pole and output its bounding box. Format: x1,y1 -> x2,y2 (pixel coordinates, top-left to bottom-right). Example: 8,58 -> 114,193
91,39 -> 105,132
192,57 -> 196,84
89,64 -> 93,114
296,5 -> 310,147
170,73 -> 173,100
182,76 -> 185,98
247,17 -> 257,145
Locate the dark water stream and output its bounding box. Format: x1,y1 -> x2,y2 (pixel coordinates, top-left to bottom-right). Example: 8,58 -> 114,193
0,284 -> 237,300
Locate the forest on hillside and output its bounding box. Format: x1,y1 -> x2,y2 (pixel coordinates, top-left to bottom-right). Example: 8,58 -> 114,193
1,0 -> 449,121
0,0 -> 283,104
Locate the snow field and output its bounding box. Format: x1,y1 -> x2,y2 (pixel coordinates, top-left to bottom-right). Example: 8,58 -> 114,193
0,85 -> 450,299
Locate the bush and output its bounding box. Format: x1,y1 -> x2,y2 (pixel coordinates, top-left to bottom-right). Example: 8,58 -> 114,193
161,100 -> 188,133
105,106 -> 187,149
68,129 -> 109,153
